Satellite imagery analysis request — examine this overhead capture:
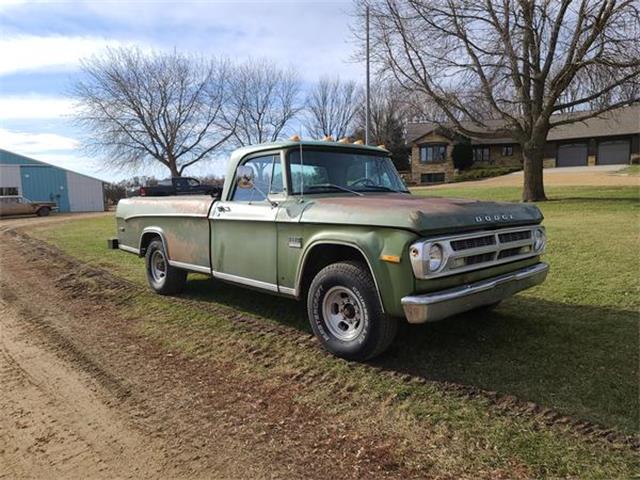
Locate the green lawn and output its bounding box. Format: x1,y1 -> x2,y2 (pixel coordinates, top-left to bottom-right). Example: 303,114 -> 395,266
25,185 -> 639,477
618,165 -> 640,176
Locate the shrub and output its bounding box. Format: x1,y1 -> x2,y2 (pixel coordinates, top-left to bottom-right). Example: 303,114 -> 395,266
453,166 -> 521,182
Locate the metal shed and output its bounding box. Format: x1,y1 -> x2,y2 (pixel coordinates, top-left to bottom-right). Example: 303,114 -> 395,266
0,149 -> 105,213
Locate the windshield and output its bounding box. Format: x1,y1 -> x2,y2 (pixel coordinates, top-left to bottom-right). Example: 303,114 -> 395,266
288,149 -> 408,195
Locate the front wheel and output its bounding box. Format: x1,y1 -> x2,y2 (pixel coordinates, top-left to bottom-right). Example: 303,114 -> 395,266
307,261 -> 397,361
145,239 -> 187,295
37,207 -> 50,217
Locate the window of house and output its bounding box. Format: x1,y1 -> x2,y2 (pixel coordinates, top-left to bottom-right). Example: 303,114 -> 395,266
420,173 -> 445,184
0,187 -> 19,196
419,144 -> 447,163
501,145 -> 513,156
472,146 -> 490,163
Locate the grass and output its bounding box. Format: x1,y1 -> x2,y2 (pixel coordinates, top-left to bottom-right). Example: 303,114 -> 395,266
618,164 -> 640,176
25,185 -> 640,477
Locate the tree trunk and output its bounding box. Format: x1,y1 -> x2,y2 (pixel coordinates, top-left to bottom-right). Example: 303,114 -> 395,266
168,157 -> 180,177
521,140 -> 547,202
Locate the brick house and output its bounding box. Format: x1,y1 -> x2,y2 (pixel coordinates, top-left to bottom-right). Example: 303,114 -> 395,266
406,104 -> 640,184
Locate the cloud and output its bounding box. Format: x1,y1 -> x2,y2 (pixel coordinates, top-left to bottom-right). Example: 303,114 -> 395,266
0,35 -> 127,76
0,127 -> 78,153
0,95 -> 76,120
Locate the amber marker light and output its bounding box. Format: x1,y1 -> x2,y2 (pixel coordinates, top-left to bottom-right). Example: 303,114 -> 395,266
380,254 -> 401,264
290,134 -> 301,141
353,139 -> 364,145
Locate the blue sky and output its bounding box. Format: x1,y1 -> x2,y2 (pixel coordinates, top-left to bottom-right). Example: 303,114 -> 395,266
0,0 -> 362,181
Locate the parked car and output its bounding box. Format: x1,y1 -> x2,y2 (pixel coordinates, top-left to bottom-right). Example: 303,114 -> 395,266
136,177 -> 221,197
0,196 -> 57,217
112,139 -> 548,360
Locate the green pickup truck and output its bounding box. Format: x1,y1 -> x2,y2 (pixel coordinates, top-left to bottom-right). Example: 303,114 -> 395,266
114,139 -> 548,360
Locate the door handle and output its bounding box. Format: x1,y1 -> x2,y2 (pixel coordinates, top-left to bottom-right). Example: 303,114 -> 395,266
217,205 -> 231,213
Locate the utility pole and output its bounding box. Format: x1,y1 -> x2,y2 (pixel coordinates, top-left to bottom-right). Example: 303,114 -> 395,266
365,5 -> 370,145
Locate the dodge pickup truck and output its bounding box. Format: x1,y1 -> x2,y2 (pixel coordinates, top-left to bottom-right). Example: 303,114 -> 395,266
114,139 -> 548,360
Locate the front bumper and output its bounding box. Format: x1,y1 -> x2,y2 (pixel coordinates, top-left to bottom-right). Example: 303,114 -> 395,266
401,262 -> 549,324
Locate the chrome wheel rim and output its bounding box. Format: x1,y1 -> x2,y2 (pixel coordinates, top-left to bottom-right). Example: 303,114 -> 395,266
321,286 -> 364,341
150,250 -> 167,283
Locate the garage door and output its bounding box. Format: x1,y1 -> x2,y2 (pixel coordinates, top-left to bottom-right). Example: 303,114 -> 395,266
557,143 -> 588,167
597,140 -> 630,165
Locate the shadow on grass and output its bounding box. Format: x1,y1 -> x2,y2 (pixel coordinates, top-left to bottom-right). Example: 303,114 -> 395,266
181,275 -> 638,434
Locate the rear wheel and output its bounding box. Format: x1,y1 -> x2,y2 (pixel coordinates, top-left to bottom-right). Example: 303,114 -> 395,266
307,261 -> 397,361
145,239 -> 187,295
37,207 -> 50,217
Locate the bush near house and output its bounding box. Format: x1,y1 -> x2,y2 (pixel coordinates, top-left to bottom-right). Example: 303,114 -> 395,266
453,165 -> 522,182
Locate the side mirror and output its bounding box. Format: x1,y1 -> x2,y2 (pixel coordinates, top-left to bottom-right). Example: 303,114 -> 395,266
236,165 -> 255,189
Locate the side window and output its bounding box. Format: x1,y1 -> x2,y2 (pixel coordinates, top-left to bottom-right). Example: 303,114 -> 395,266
270,157 -> 284,194
231,154 -> 282,202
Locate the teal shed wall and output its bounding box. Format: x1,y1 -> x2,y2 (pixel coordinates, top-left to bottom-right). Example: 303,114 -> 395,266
20,166 -> 71,212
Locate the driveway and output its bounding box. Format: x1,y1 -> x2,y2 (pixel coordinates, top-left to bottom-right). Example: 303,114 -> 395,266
419,165 -> 639,189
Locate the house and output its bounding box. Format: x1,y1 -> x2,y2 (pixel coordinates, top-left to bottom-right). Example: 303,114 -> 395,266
406,104 -> 640,184
0,149 -> 105,212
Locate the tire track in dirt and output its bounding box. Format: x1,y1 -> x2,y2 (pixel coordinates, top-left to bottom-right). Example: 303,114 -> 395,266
0,299 -> 167,480
1,227 -> 412,479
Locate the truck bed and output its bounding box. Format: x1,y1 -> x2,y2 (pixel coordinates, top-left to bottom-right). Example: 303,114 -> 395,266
116,195 -> 215,272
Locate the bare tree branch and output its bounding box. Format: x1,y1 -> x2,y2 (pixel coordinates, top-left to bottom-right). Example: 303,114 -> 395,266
355,0 -> 640,201
304,76 -> 363,140
226,59 -> 302,146
73,47 -> 235,177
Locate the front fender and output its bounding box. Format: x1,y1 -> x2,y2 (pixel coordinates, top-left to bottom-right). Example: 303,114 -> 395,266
285,226 -> 418,317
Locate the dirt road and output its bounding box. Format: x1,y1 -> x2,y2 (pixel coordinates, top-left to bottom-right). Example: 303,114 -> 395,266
0,215 -> 404,479
0,298 -> 166,479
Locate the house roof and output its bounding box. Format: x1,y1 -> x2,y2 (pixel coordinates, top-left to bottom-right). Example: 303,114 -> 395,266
407,104 -> 640,145
0,149 -> 108,183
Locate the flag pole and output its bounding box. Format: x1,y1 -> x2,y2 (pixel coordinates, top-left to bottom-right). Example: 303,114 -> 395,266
365,5 -> 370,146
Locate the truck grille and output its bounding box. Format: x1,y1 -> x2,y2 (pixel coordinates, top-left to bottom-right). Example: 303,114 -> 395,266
416,225 -> 543,278
450,235 -> 495,251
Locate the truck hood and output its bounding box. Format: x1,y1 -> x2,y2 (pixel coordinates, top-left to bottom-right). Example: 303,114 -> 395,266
294,194 -> 543,235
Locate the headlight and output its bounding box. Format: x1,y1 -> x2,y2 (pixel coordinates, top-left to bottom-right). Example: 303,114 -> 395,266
533,228 -> 546,252
428,243 -> 443,272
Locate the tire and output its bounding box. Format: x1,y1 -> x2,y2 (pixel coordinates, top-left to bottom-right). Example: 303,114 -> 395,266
37,207 -> 50,217
145,239 -> 187,295
307,261 -> 397,361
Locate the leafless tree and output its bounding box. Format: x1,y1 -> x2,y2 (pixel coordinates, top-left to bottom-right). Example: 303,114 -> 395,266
353,79 -> 411,169
357,0 -> 640,201
73,47 -> 236,177
305,76 -> 363,140
227,59 -> 302,146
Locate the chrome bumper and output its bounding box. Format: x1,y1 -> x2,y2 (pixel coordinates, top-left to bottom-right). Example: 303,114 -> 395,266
401,262 -> 549,324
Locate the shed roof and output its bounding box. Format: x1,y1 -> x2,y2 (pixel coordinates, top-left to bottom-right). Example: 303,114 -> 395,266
0,149 -> 107,183
407,104 -> 640,145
